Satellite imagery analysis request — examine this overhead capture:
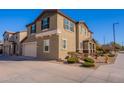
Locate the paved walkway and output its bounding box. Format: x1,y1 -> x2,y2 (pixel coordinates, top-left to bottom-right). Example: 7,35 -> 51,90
0,53 -> 123,83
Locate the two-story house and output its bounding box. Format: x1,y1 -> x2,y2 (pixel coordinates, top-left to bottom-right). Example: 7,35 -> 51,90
3,31 -> 27,56
76,21 -> 96,55
22,9 -> 96,60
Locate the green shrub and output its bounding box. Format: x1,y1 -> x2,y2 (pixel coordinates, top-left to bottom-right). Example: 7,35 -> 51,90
84,57 -> 95,63
67,57 -> 79,64
82,62 -> 95,67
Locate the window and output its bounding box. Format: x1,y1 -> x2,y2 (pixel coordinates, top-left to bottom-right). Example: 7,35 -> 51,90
43,39 -> 50,52
41,17 -> 49,30
93,44 -> 95,50
80,25 -> 83,33
64,19 -> 74,32
62,39 -> 67,49
64,19 -> 69,30
70,22 -> 74,32
80,25 -> 85,34
83,42 -> 87,50
31,24 -> 36,33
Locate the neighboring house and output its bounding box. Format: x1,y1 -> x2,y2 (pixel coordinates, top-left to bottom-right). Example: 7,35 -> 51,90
3,31 -> 27,56
3,31 -> 15,55
76,22 -> 96,55
22,9 -> 96,60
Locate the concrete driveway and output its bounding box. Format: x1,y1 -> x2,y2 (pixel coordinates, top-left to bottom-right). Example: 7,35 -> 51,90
0,53 -> 124,83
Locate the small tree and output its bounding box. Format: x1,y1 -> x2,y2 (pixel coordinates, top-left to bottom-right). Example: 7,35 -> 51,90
102,44 -> 111,53
102,42 -> 122,54
96,42 -> 104,56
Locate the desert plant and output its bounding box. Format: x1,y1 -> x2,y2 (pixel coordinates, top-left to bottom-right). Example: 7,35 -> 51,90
67,57 -> 79,64
67,51 -> 77,57
82,62 -> 95,67
83,57 -> 95,63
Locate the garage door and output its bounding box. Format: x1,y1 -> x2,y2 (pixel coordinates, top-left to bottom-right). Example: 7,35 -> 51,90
22,42 -> 37,57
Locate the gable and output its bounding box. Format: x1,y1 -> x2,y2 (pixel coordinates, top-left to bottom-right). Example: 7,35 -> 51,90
26,10 -> 57,27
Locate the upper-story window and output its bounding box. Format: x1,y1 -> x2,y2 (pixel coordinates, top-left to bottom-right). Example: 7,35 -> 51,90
80,25 -> 85,34
64,19 -> 74,32
80,25 -> 88,36
70,22 -> 74,32
31,24 -> 36,33
41,17 -> 49,30
64,19 -> 69,30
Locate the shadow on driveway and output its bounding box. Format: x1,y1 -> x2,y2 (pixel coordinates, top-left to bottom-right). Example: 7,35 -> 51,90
0,55 -> 53,62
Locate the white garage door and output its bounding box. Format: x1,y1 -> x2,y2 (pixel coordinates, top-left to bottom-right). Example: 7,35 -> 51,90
22,42 -> 37,57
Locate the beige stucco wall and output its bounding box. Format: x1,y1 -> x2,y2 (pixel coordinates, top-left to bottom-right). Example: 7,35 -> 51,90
19,31 -> 27,42
17,31 -> 27,55
26,12 -> 57,41
57,14 -> 76,60
34,12 -> 57,33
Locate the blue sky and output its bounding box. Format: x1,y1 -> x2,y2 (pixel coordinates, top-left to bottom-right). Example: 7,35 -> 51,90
0,9 -> 124,45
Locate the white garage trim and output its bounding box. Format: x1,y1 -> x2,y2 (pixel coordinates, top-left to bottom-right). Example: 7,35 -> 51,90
22,42 -> 37,57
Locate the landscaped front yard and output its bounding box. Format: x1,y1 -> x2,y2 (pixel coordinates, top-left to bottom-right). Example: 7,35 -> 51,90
56,52 -> 117,69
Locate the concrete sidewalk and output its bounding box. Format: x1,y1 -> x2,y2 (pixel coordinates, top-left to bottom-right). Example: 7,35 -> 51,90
0,61 -> 94,83
83,53 -> 124,83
